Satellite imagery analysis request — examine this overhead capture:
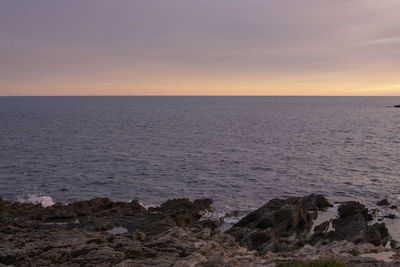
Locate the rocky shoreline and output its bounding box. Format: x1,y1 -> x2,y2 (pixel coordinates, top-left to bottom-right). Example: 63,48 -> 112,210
1,195 -> 399,266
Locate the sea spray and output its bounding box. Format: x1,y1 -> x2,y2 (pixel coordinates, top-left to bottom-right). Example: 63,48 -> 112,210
17,193 -> 55,207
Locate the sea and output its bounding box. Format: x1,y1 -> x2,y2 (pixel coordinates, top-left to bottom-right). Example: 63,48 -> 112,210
1,96 -> 400,215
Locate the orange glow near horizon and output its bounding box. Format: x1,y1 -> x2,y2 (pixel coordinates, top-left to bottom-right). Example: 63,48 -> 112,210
1,1 -> 400,96
2,74 -> 400,96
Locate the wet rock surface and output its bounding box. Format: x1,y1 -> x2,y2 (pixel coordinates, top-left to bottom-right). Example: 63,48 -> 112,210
1,195 -> 399,266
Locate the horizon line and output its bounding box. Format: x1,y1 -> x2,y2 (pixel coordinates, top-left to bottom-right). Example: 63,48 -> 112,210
1,95 -> 400,97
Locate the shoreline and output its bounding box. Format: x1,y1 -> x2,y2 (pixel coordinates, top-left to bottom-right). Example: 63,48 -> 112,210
1,195 -> 400,266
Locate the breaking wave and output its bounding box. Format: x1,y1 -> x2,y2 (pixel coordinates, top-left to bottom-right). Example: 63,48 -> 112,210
17,193 -> 55,208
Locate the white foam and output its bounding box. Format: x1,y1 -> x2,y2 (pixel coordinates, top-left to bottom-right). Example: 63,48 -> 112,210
17,193 -> 55,208
130,200 -> 160,209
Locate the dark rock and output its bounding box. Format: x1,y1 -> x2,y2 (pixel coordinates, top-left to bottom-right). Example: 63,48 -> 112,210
338,201 -> 371,221
0,197 -> 218,266
333,213 -> 368,243
308,221 -> 331,246
232,197 -> 313,235
314,221 -> 330,235
384,214 -> 396,219
368,223 -> 390,246
242,231 -> 272,251
333,213 -> 390,246
390,240 -> 399,249
390,205 -> 398,210
226,196 -> 313,254
304,194 -> 332,211
393,105 -> 400,108
376,199 -> 390,206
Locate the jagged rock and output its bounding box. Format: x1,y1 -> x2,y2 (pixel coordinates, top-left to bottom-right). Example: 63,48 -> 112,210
314,221 -> 330,235
305,194 -> 332,211
377,199 -> 390,206
1,196 -> 398,266
368,223 -> 390,246
333,213 -> 368,243
338,201 -> 372,221
226,196 -> 313,254
332,213 -> 390,247
390,240 -> 399,249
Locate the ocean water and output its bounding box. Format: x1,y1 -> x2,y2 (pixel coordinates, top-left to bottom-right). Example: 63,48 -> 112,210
1,96 -> 400,213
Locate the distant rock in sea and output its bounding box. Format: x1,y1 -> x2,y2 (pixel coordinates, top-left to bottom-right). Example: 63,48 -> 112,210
393,105 -> 400,108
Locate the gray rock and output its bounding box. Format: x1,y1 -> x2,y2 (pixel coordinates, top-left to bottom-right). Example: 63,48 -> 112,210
226,195 -> 314,253
377,199 -> 390,206
390,240 -> 399,249
368,223 -> 390,246
333,213 -> 368,243
338,201 -> 372,221
314,221 -> 330,235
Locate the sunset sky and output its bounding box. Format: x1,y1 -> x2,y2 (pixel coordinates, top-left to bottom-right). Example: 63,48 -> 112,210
1,0 -> 400,96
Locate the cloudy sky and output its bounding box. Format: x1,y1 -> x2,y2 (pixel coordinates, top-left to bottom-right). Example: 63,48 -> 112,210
1,0 -> 400,95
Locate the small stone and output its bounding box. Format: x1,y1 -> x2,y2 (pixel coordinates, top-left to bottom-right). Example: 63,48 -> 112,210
384,214 -> 396,219
376,199 -> 390,206
389,205 -> 398,210
137,232 -> 146,241
390,240 -> 399,249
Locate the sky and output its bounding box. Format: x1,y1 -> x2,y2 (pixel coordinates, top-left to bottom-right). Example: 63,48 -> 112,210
1,0 -> 400,96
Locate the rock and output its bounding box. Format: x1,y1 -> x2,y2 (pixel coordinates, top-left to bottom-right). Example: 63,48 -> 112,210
368,223 -> 390,246
149,198 -> 213,227
314,221 -> 330,235
389,205 -> 398,210
226,196 -> 313,254
385,214 -> 396,219
241,231 -> 273,251
333,213 -> 390,247
390,240 -> 399,249
377,199 -> 390,206
333,213 -> 368,244
338,201 -> 372,221
0,195 -> 398,266
304,194 -> 332,211
137,232 -> 146,241
393,105 -> 400,108
0,249 -> 27,265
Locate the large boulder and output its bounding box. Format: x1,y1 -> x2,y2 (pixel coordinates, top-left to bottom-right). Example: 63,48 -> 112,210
226,196 -> 314,253
333,213 -> 368,243
333,202 -> 390,246
338,201 -> 371,221
368,223 -> 390,246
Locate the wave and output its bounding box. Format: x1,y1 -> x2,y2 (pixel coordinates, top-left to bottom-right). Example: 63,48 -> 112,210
17,193 -> 55,207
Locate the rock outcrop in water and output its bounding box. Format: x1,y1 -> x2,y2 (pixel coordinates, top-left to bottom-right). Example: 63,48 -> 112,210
1,195 -> 399,266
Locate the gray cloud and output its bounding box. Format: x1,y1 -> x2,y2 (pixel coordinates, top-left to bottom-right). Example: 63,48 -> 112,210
1,0 -> 400,94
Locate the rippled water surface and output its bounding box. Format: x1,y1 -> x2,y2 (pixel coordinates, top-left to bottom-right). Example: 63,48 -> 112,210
1,96 -> 400,212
